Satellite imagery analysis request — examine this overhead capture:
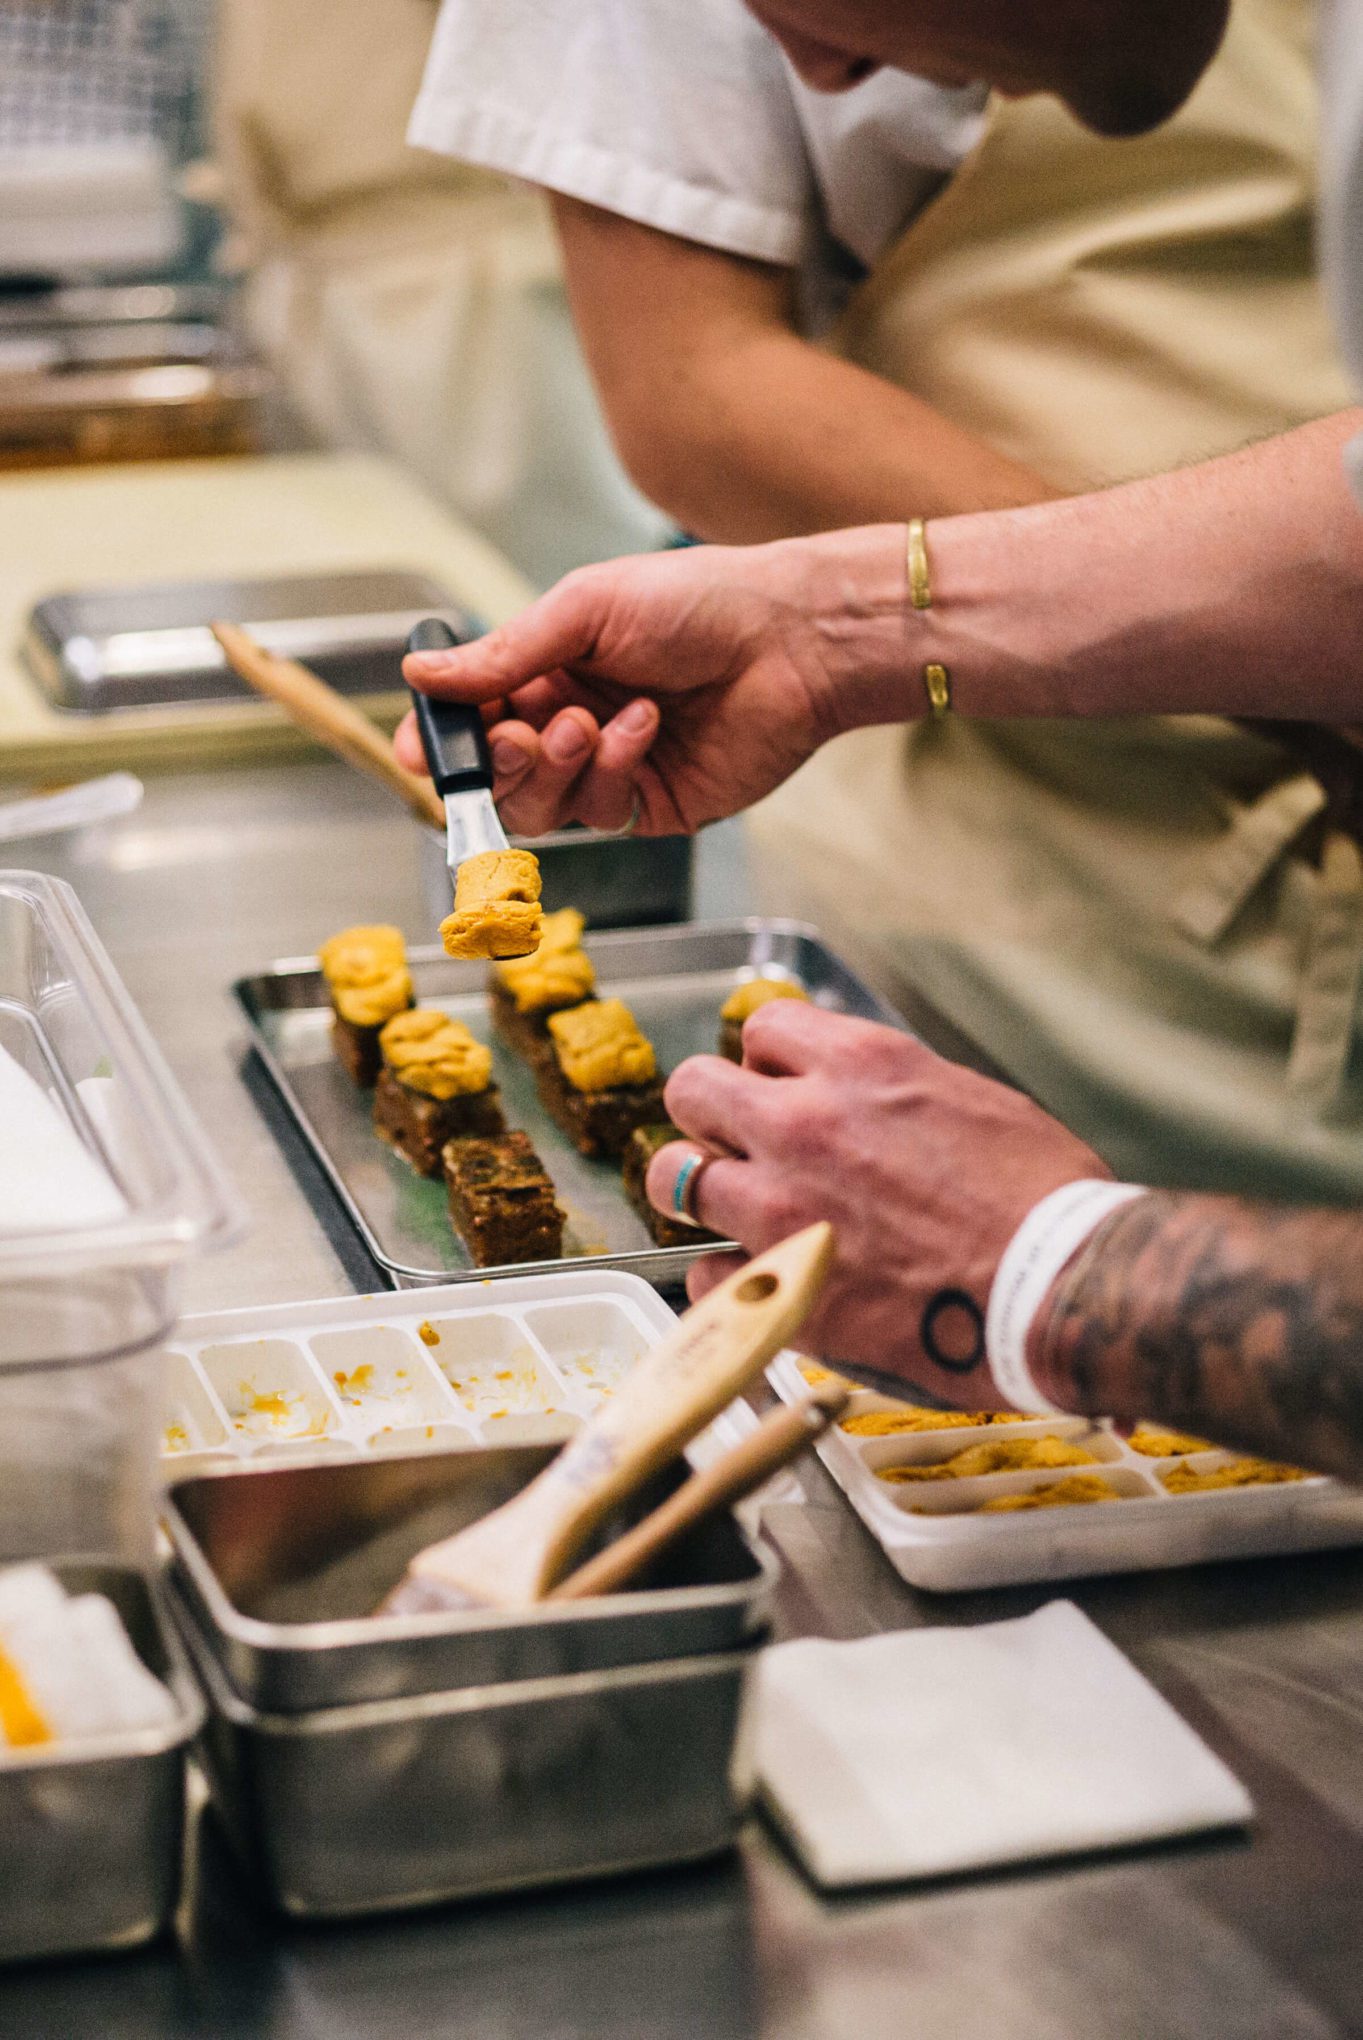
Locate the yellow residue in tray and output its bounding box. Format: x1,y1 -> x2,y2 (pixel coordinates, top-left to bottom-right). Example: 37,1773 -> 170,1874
975,1475 -> 1121,1512
1127,1423 -> 1214,1458
417,1320 -> 440,1347
1162,1458 -> 1307,1493
235,1387 -> 329,1438
163,1421 -> 190,1454
845,1407 -> 1029,1437
333,1364 -> 378,1399
878,1436 -> 1096,1484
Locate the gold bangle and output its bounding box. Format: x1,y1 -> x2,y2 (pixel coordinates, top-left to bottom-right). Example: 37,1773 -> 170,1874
908,519 -> 951,716
907,517 -> 932,610
923,663 -> 952,718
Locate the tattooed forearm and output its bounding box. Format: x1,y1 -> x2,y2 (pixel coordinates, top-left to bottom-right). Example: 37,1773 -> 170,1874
1032,1193 -> 1363,1482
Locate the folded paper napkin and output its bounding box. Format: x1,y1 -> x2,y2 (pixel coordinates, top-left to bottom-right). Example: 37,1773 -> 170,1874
0,1045 -> 126,1232
752,1600 -> 1252,1888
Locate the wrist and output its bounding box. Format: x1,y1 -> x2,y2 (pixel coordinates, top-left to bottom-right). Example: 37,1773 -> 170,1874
986,1179 -> 1148,1411
797,524 -> 942,736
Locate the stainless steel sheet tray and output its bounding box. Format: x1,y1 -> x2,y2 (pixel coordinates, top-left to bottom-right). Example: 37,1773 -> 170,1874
165,1443 -> 777,1712
173,1588 -> 757,1920
234,918 -> 902,1288
0,1562 -> 204,1966
23,568 -> 466,713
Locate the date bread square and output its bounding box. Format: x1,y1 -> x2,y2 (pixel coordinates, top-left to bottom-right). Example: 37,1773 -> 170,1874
372,1008 -> 504,1176
318,924 -> 414,1087
443,1131 -> 565,1267
537,997 -> 665,1159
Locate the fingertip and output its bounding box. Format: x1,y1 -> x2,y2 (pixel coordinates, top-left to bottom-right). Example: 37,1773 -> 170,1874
393,710 -> 424,774
686,1251 -> 744,1303
542,706 -> 599,768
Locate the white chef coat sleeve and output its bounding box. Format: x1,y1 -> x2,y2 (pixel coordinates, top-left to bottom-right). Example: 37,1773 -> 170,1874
408,0 -> 814,266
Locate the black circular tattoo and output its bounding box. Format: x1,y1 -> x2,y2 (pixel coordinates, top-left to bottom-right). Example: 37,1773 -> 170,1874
919,1288 -> 986,1373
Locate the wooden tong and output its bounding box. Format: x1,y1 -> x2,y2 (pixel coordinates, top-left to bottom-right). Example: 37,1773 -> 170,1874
211,621 -> 444,831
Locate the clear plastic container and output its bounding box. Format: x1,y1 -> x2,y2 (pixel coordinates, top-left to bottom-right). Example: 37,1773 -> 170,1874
0,871 -> 243,1562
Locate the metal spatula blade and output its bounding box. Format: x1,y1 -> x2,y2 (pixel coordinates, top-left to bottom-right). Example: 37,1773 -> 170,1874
407,616 -> 508,883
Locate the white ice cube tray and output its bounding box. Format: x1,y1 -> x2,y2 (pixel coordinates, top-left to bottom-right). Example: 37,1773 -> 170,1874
769,1355 -> 1363,1594
158,1271 -> 683,1475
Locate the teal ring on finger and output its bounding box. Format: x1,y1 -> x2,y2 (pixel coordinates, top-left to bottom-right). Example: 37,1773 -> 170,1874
671,1149 -> 710,1227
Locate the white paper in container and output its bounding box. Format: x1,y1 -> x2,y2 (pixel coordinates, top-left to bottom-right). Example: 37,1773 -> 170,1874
0,869 -> 243,1367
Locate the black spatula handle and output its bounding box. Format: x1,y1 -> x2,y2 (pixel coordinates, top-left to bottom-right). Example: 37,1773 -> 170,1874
407,617 -> 493,797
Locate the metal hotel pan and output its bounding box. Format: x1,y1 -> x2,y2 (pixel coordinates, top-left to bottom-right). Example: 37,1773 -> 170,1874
172,1586 -> 758,1920
164,1445 -> 778,1714
234,918 -> 904,1289
0,1562 -> 204,1966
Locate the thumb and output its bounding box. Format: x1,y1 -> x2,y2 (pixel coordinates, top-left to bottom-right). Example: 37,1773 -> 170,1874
402,570 -> 609,705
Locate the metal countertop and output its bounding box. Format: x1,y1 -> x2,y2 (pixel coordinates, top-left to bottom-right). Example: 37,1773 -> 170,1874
4,761 -> 1363,2040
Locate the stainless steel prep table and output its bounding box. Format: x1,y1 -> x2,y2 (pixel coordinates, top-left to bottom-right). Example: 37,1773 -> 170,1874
5,760 -> 1363,2040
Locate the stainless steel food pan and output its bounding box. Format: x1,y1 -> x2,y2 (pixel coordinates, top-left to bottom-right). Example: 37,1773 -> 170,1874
164,1444 -> 778,1713
173,1586 -> 758,1920
0,1561 -> 204,1965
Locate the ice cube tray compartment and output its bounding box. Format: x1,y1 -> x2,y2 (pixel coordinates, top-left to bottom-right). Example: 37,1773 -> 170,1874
309,1326 -> 457,1432
160,1351 -> 231,1465
156,1274 -> 705,1471
521,1297 -> 654,1399
423,1310 -> 583,1426
198,1339 -> 342,1445
766,1352 -> 1359,1593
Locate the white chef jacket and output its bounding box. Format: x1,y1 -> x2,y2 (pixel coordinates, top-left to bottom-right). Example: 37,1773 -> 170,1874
408,0 -> 986,325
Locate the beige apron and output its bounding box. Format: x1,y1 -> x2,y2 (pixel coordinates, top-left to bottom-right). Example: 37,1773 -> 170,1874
212,0 -> 666,586
746,0 -> 1363,1199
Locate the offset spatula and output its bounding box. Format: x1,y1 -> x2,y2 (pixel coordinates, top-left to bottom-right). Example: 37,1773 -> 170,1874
406,616 -> 509,883
376,1222 -> 835,1616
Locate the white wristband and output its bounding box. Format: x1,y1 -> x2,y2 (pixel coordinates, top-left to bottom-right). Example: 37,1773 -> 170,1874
985,1179 -> 1148,1413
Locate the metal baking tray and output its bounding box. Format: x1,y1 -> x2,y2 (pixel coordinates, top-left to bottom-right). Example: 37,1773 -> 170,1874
21,568 -> 470,713
234,918 -> 903,1288
164,1443 -> 778,1712
172,1585 -> 758,1919
0,1561 -> 204,1966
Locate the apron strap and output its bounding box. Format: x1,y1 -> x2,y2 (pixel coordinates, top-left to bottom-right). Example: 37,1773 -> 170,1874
1171,770 -> 1326,945
1286,830 -> 1363,1117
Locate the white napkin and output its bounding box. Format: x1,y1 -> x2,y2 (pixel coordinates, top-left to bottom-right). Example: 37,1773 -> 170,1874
0,1046 -> 126,1232
752,1600 -> 1252,1888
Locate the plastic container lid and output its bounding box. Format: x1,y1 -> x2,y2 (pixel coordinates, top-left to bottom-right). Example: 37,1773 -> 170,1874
0,871 -> 244,1367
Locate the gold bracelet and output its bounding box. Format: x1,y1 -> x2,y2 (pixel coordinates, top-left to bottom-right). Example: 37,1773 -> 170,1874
906,516 -> 932,610
906,518 -> 952,718
923,664 -> 952,717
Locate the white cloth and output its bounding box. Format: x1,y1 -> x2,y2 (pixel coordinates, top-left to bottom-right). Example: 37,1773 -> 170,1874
410,0 -> 985,326
752,1602 -> 1252,1888
0,1564 -> 176,1752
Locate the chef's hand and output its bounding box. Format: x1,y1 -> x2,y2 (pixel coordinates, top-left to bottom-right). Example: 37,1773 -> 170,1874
646,1004 -> 1107,1408
395,527 -> 913,837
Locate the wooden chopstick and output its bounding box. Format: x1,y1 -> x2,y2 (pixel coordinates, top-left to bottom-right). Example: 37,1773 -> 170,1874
211,620 -> 445,832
